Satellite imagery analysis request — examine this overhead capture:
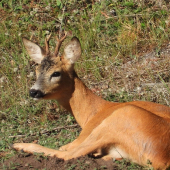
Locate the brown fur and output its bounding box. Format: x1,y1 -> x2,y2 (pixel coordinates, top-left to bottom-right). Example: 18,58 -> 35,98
13,36 -> 170,170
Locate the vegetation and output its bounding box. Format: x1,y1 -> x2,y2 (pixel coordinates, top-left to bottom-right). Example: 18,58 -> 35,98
0,0 -> 170,169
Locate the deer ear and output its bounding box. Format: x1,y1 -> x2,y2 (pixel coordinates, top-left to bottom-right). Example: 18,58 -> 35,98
63,37 -> 81,64
22,38 -> 45,64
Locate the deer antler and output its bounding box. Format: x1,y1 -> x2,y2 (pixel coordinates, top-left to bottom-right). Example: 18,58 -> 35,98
54,32 -> 67,57
45,33 -> 52,56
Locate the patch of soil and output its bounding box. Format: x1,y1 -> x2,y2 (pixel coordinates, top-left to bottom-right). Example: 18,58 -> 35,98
1,153 -> 119,170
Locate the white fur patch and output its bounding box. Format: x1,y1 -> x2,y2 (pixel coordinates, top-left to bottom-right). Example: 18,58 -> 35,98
51,76 -> 61,83
31,83 -> 40,90
64,45 -> 75,64
109,146 -> 129,159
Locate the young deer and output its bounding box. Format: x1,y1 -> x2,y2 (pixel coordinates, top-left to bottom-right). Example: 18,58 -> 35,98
13,34 -> 170,169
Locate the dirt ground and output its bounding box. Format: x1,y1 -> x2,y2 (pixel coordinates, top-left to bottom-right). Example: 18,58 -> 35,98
1,153 -> 123,170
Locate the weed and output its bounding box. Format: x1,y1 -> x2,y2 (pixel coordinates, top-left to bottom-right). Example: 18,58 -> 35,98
67,164 -> 76,170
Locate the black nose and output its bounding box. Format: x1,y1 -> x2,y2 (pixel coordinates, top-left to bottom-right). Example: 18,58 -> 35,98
29,89 -> 44,98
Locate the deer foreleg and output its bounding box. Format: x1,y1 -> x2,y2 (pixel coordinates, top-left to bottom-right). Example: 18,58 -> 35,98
12,143 -> 66,158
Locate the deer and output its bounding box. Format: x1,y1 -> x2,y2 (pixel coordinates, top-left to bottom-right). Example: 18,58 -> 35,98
13,33 -> 170,170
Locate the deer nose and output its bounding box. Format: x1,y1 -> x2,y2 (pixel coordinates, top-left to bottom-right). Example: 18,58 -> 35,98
29,89 -> 44,98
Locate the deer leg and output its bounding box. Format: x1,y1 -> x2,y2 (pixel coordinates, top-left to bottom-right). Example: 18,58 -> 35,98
59,138 -> 106,159
12,141 -> 108,160
12,143 -> 67,158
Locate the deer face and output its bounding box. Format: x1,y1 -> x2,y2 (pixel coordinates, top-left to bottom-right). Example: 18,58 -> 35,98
22,36 -> 81,100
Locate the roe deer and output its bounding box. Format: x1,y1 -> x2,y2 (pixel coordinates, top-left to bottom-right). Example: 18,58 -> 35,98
13,33 -> 170,170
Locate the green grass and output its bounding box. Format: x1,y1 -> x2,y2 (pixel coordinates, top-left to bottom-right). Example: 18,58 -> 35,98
0,0 -> 170,169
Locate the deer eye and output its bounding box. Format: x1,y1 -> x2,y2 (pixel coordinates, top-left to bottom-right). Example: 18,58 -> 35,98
51,72 -> 61,77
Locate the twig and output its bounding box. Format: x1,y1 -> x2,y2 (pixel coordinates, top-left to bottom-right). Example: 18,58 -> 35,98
101,11 -> 110,18
9,124 -> 79,138
100,12 -> 155,20
41,124 -> 79,134
58,5 -> 67,39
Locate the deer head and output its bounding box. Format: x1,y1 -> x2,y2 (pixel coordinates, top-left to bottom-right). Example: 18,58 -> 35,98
23,34 -> 81,100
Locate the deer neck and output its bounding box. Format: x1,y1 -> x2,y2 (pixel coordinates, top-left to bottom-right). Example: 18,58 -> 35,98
57,74 -> 110,128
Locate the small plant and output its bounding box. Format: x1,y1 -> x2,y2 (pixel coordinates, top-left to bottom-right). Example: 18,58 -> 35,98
67,164 -> 77,170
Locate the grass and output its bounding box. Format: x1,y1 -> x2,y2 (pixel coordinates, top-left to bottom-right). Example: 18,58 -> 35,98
0,0 -> 170,169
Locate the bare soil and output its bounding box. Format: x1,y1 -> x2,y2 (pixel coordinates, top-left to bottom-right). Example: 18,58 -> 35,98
1,153 -> 120,170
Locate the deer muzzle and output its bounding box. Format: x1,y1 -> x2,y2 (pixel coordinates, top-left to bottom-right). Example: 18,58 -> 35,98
29,89 -> 45,99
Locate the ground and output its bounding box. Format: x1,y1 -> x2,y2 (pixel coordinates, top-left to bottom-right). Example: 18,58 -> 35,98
1,154 -> 114,170
1,152 -> 144,170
